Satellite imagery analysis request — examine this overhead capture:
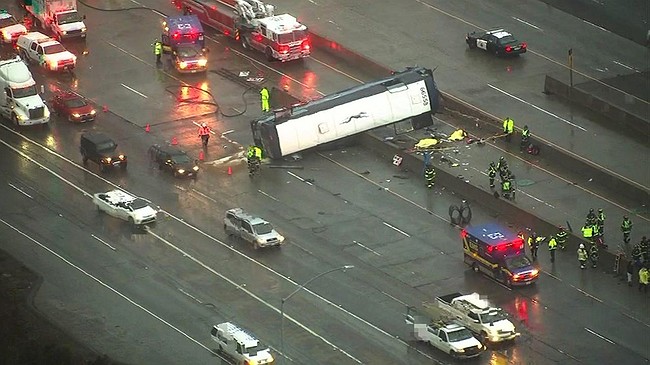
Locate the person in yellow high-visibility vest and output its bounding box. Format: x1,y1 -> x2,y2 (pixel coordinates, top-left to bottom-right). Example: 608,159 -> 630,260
260,87 -> 270,112
503,117 -> 514,142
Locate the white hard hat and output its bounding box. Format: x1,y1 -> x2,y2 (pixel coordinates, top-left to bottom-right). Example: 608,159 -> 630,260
579,244 -> 585,249
201,122 -> 207,127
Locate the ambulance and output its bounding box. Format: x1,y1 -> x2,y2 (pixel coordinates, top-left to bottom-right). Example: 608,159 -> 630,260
462,223 -> 539,286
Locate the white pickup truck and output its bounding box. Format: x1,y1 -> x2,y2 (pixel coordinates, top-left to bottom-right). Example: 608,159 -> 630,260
405,306 -> 484,358
16,32 -> 76,72
433,292 -> 520,343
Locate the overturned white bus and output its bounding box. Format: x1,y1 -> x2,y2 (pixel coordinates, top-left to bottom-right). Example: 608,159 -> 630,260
251,66 -> 440,159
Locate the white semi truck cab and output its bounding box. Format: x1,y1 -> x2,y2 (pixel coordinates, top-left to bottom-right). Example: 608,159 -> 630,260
0,56 -> 49,126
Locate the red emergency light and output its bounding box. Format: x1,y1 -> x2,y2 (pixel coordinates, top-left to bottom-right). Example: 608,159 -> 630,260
301,40 -> 310,51
460,229 -> 468,239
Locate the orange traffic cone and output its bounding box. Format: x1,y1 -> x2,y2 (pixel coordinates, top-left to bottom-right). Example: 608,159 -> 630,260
227,166 -> 232,175
171,136 -> 178,145
102,105 -> 108,112
198,150 -> 204,161
145,124 -> 150,133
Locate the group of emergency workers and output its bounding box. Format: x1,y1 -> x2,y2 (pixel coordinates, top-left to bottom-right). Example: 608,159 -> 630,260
487,156 -> 515,199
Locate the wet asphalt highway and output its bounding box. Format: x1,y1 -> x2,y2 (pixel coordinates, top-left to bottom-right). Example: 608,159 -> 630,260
0,1 -> 648,365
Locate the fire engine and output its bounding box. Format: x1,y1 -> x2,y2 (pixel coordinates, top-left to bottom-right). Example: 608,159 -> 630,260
173,0 -> 310,62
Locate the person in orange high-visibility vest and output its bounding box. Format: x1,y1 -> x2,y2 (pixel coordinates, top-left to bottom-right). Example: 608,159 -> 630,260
198,122 -> 211,148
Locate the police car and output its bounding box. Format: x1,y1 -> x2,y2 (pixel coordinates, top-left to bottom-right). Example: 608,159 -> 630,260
0,10 -> 27,44
465,29 -> 527,56
462,223 -> 538,286
93,190 -> 157,227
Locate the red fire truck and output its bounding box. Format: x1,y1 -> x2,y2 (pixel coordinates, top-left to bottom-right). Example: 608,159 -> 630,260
172,0 -> 310,62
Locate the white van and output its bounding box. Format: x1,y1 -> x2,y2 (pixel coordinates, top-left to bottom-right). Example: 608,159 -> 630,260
211,322 -> 274,364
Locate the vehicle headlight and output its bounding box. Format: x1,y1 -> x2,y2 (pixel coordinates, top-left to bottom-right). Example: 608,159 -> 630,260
81,27 -> 87,32
178,61 -> 187,69
118,154 -> 125,160
43,106 -> 50,117
90,109 -> 96,115
197,58 -> 207,67
456,348 -> 465,353
16,113 -> 26,121
48,60 -> 57,70
2,31 -> 10,41
177,169 -> 185,174
72,113 -> 81,118
192,166 -> 199,171
278,235 -> 285,243
104,157 -> 112,163
62,30 -> 67,35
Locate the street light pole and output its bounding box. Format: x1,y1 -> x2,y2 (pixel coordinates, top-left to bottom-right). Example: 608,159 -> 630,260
279,265 -> 354,365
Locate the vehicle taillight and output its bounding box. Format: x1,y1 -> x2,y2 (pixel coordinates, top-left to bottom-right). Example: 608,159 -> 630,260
521,42 -> 527,49
505,45 -> 512,53
172,32 -> 180,40
301,40 -> 310,51
278,44 -> 290,54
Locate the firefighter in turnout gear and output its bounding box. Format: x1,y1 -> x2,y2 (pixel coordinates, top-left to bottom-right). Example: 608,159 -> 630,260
556,226 -> 568,250
589,243 -> 599,268
597,209 -> 606,236
488,162 -> 497,188
586,208 -> 597,226
520,125 -> 530,151
501,177 -> 512,199
528,233 -> 541,260
246,145 -> 263,176
424,164 -> 436,189
578,244 -> 588,269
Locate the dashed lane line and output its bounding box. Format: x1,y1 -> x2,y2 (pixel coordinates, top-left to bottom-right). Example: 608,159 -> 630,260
0,218 -> 221,360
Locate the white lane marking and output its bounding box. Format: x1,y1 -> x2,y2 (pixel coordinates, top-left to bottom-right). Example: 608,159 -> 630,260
0,218 -> 221,359
146,229 -> 362,364
8,183 -> 32,199
621,311 -> 650,328
191,189 -> 218,203
382,222 -> 410,237
174,185 -> 187,192
574,287 -> 603,303
487,84 -> 588,131
0,131 -> 425,362
612,60 -> 640,73
582,20 -> 610,32
120,83 -> 148,99
584,327 -> 615,344
91,234 -> 116,251
0,140 -> 91,198
258,189 -> 279,201
380,291 -> 408,306
517,190 -> 556,209
178,287 -> 203,304
287,171 -> 313,186
352,240 -> 382,256
544,271 -> 562,281
222,129 -> 235,136
512,16 -> 542,30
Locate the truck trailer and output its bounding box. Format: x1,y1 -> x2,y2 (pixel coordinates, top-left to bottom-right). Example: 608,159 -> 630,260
25,0 -> 87,40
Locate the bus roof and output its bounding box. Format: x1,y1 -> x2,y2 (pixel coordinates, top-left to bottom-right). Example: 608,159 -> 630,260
464,223 -> 519,245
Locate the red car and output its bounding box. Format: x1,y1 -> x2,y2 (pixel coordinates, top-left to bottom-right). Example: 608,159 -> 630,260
50,92 -> 96,122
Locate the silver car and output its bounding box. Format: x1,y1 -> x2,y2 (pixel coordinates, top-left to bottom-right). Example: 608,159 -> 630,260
224,208 -> 285,249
